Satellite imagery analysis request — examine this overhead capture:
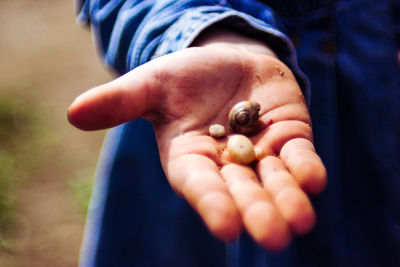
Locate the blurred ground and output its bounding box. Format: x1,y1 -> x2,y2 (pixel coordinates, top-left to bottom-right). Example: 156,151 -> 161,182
0,0 -> 112,266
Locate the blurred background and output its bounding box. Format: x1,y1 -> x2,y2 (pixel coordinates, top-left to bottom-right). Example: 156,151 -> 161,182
0,0 -> 112,266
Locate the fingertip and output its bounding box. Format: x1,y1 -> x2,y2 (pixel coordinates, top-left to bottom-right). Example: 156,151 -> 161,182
67,94 -> 104,131
280,138 -> 328,195
275,187 -> 316,235
67,84 -> 138,131
197,192 -> 243,242
257,156 -> 317,235
294,156 -> 327,195
244,202 -> 291,252
67,97 -> 88,130
67,70 -> 153,131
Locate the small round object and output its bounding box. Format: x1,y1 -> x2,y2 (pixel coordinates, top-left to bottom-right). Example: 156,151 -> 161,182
227,135 -> 255,165
229,101 -> 261,135
254,147 -> 266,161
209,124 -> 226,138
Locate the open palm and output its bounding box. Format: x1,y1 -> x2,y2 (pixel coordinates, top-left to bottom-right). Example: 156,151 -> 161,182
68,46 -> 327,251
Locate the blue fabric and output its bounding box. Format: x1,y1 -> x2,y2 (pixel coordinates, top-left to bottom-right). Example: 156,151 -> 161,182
75,0 -> 309,99
77,0 -> 400,266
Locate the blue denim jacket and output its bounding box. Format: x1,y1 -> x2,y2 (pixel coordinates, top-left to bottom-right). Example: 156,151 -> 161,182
76,0 -> 400,266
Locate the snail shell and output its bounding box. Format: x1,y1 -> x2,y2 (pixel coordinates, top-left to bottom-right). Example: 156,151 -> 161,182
254,147 -> 266,161
209,124 -> 226,138
229,101 -> 261,134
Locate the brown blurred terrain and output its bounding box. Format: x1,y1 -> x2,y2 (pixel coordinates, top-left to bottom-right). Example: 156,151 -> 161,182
0,0 -> 111,266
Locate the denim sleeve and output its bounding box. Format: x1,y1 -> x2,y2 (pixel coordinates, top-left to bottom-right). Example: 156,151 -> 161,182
75,0 -> 309,99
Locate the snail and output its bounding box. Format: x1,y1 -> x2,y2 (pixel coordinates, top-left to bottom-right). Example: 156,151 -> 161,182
229,101 -> 261,135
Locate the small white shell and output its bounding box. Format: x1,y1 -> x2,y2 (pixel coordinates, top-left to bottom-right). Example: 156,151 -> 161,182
227,135 -> 255,164
209,124 -> 226,138
254,147 -> 266,161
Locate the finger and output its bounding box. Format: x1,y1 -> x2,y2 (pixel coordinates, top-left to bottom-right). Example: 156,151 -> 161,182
167,154 -> 242,242
257,156 -> 316,235
68,62 -> 162,131
254,120 -> 313,155
280,138 -> 327,195
220,164 -> 291,251
158,134 -> 226,167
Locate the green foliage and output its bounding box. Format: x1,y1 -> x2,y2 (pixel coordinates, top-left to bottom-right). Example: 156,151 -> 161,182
0,149 -> 16,228
0,93 -> 43,242
68,169 -> 94,216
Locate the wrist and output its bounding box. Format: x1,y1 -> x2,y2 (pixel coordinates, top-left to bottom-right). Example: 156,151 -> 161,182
191,26 -> 277,58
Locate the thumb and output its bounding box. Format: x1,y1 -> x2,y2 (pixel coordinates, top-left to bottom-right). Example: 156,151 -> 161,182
68,63 -> 161,131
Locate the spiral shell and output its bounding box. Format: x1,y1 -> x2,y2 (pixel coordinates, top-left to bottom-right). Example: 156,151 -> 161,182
229,101 -> 261,134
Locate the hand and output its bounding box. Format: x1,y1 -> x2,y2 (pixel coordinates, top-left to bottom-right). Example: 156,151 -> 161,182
68,40 -> 327,251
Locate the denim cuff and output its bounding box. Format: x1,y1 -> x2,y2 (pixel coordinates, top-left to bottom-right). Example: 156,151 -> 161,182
152,6 -> 310,103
